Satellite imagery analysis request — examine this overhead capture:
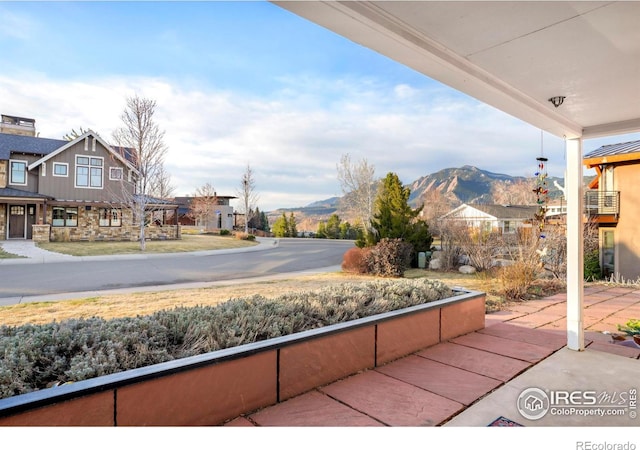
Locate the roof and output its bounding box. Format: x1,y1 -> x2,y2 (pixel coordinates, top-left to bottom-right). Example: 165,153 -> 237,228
0,133 -> 66,160
0,187 -> 53,201
583,139 -> 640,162
442,203 -> 537,220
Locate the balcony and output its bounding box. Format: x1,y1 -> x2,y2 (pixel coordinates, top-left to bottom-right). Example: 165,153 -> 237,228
584,190 -> 620,224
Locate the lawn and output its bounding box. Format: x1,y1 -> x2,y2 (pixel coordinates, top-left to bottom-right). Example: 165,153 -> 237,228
0,248 -> 24,259
0,267 -> 567,327
36,233 -> 257,256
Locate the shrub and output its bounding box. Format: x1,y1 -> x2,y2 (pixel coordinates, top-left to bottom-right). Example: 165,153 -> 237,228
0,278 -> 453,399
235,232 -> 256,241
341,247 -> 371,274
366,238 -> 413,277
584,249 -> 602,281
219,229 -> 231,236
498,260 -> 538,300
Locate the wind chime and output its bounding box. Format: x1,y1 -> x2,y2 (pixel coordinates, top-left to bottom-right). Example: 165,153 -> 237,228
533,130 -> 549,238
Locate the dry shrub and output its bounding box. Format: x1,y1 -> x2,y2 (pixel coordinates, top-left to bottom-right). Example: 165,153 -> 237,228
367,238 -> 413,278
498,260 -> 539,300
341,247 -> 371,274
234,232 -> 255,241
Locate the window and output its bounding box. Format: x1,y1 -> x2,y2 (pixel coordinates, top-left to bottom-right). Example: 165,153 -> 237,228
9,160 -> 27,185
99,208 -> 121,227
75,156 -> 103,188
109,167 -> 123,180
52,207 -> 78,227
53,163 -> 68,177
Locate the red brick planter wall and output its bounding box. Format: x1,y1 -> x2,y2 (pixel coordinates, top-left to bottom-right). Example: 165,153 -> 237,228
0,289 -> 485,426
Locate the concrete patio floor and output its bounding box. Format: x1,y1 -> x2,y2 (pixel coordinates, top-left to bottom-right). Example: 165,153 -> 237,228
223,283 -> 640,427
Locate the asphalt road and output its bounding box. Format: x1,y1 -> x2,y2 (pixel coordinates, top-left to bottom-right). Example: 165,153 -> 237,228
0,239 -> 354,303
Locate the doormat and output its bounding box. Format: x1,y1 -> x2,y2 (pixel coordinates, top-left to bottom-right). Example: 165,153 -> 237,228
487,416 -> 524,427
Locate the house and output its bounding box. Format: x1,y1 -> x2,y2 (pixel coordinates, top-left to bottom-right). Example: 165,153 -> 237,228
583,139 -> 640,280
0,114 -> 178,242
439,203 -> 538,234
170,195 -> 236,231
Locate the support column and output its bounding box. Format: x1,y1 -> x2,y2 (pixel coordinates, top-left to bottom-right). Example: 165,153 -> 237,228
566,137 -> 584,351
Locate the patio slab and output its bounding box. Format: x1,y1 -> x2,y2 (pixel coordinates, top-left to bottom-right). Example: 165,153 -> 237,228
248,391 -> 383,427
416,342 -> 532,382
449,331 -> 555,363
375,355 -> 503,405
319,370 -> 464,426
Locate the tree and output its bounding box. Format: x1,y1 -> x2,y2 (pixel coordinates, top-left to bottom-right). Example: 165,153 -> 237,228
369,172 -> 419,242
288,212 -> 298,237
112,95 -> 168,251
368,172 -> 433,264
272,213 -> 288,237
189,182 -> 218,230
238,164 -> 259,234
337,154 -> 378,232
491,178 -> 537,205
63,127 -> 97,141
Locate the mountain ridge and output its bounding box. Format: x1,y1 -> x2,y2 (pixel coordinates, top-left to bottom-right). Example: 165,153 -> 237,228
267,165 -> 576,231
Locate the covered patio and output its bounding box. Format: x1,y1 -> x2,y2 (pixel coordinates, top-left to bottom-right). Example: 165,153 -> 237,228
273,0 -> 640,353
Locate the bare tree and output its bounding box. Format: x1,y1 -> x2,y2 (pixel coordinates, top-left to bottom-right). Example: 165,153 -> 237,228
492,178 -> 537,205
419,188 -> 456,237
238,164 -> 259,234
189,182 -> 219,230
336,154 -> 377,232
112,95 -> 168,251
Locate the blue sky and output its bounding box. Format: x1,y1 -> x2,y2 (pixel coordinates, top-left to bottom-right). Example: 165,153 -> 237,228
1,1 -> 638,212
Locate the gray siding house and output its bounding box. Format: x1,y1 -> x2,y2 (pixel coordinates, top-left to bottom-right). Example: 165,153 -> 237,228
0,115 -> 178,242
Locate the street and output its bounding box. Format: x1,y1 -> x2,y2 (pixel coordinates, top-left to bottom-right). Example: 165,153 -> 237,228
0,239 -> 354,301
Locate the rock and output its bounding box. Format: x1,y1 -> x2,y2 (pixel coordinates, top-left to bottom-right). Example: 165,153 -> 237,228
459,265 -> 476,274
429,258 -> 442,270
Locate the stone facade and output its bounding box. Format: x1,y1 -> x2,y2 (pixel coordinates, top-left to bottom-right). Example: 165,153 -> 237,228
0,204 -> 5,239
44,206 -> 180,242
32,224 -> 51,243
0,160 -> 6,188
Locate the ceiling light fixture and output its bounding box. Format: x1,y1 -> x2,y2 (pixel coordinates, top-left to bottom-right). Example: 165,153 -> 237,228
548,96 -> 566,108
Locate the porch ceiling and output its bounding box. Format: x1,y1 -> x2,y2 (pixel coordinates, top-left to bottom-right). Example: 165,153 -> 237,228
273,1 -> 640,140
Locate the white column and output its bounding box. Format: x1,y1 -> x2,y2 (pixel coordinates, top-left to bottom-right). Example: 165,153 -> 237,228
566,137 -> 584,350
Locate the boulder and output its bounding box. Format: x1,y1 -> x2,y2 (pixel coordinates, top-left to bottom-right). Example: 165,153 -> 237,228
429,258 -> 442,270
459,265 -> 476,274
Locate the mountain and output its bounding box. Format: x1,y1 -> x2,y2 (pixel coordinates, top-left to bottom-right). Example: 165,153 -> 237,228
267,165 -> 583,232
407,165 -> 565,207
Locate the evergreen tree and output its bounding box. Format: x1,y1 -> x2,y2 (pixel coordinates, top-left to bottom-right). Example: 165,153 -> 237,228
260,211 -> 270,232
316,222 -> 327,239
325,214 -> 341,239
367,172 -> 433,262
288,213 -> 298,237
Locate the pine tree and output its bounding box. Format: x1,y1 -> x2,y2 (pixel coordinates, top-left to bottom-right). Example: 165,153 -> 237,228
288,213 -> 297,237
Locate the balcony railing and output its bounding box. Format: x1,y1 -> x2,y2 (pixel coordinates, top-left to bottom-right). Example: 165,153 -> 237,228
584,190 -> 620,217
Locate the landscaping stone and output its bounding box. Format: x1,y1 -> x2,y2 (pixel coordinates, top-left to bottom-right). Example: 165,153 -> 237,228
429,258 -> 442,270
459,265 -> 476,274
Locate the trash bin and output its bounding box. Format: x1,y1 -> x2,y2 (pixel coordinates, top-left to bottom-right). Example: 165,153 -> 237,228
418,252 -> 426,269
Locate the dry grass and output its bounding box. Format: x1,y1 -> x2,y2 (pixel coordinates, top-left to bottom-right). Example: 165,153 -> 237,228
0,268 -> 567,327
36,234 -> 257,256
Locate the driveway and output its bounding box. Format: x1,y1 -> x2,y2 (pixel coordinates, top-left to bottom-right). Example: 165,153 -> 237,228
0,238 -> 354,304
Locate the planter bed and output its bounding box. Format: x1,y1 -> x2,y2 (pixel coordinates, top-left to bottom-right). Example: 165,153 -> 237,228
0,288 -> 485,426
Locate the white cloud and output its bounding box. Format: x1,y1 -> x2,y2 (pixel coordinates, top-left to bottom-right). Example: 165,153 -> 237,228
0,72 -> 588,212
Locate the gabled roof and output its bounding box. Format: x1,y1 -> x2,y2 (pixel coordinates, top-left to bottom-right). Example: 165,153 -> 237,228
441,203 -> 537,221
584,139 -> 640,168
0,133 -> 66,160
28,131 -> 139,174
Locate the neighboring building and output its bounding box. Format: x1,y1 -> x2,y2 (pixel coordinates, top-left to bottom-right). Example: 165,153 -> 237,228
170,195 -> 236,231
439,203 -> 538,234
0,115 -> 178,242
583,139 -> 639,279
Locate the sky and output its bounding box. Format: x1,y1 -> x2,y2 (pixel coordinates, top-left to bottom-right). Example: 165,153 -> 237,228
1,1 -> 639,212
